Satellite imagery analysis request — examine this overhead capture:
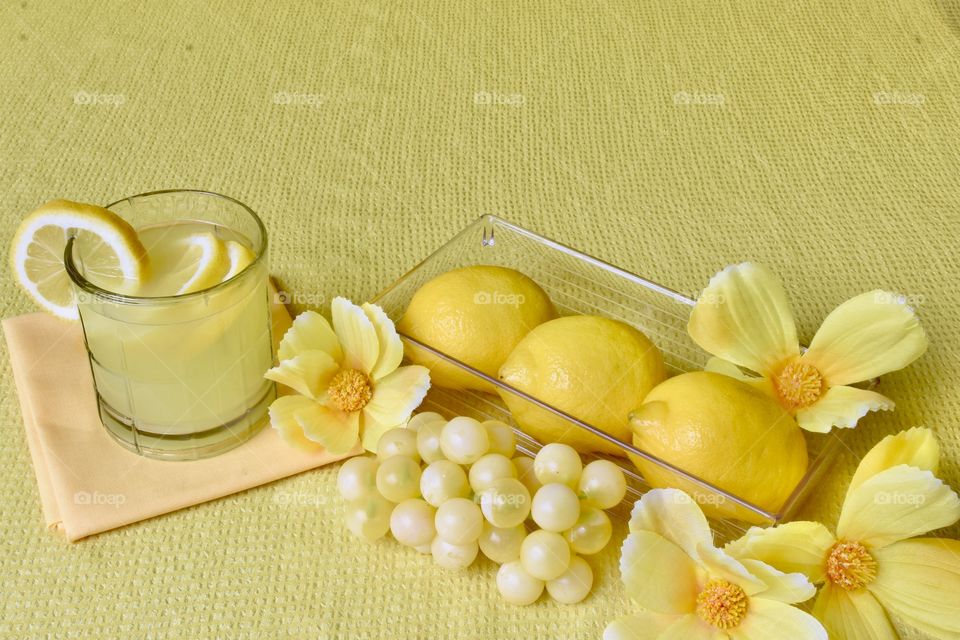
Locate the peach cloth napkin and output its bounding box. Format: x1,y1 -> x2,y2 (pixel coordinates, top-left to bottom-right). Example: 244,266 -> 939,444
3,289 -> 356,541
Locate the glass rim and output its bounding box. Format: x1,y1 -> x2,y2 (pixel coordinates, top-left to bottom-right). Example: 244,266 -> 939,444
64,188 -> 268,304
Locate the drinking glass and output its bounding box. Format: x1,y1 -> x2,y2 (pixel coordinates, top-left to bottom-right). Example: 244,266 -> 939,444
65,189 -> 276,460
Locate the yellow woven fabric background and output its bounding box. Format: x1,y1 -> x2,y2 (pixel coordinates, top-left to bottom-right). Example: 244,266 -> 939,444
2,1 -> 959,637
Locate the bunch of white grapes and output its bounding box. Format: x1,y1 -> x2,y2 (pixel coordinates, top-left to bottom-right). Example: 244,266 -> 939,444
336,412 -> 627,606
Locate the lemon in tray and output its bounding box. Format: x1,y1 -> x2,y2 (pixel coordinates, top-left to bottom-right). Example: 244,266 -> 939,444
629,371 -> 808,520
397,265 -> 556,392
497,315 -> 667,455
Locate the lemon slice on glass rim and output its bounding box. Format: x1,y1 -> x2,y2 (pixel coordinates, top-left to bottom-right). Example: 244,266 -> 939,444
10,199 -> 148,320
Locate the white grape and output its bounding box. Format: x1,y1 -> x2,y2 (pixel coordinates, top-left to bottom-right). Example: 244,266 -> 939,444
416,420 -> 446,463
533,443 -> 582,487
531,483 -> 581,532
478,521 -> 526,564
389,498 -> 436,548
344,494 -> 393,541
431,537 -> 479,569
377,428 -> 420,462
579,459 -> 627,510
478,477 -> 531,528
375,455 -> 421,503
406,411 -> 445,432
414,542 -> 433,554
434,497 -> 484,545
468,453 -> 517,493
496,560 -> 544,606
520,530 -> 570,581
420,460 -> 470,507
563,507 -> 612,555
483,420 -> 516,457
336,456 -> 379,502
546,556 -> 593,604
440,416 -> 489,464
512,456 -> 543,495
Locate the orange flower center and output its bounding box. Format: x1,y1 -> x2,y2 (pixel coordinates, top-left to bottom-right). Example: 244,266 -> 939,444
327,368 -> 372,413
773,359 -> 824,411
826,541 -> 877,591
695,580 -> 748,630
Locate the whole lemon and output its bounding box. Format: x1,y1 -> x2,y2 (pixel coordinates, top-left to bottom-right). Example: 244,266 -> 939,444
629,371 -> 808,521
397,266 -> 555,392
498,315 -> 666,455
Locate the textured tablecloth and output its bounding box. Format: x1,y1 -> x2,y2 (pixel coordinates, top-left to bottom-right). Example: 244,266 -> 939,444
1,1 -> 958,638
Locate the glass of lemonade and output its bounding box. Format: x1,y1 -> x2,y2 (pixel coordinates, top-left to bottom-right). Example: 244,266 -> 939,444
64,190 -> 276,460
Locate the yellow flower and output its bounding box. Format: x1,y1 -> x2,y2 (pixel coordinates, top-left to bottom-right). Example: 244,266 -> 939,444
726,427 -> 960,639
264,297 -> 430,455
687,263 -> 927,433
605,488 -> 826,640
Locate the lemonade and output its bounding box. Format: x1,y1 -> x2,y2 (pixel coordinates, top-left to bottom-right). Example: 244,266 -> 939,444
64,191 -> 275,459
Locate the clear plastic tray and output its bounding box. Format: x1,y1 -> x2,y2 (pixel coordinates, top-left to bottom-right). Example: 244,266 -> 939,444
372,215 -> 846,539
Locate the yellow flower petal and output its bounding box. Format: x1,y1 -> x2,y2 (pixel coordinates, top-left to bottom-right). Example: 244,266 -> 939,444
725,522 -> 835,584
697,543 -> 767,596
297,401 -> 360,455
628,488 -> 713,561
687,263 -> 799,377
278,310 -> 343,363
267,395 -> 324,452
361,365 -> 431,452
802,290 -> 927,386
837,465 -> 960,548
659,614 -> 725,640
704,357 -> 777,395
331,297 -> 380,374
705,356 -> 752,380
869,538 -> 960,639
811,582 -> 897,640
264,350 -> 339,399
848,426 -> 940,495
794,385 -> 894,433
620,531 -> 700,614
730,597 -> 827,640
360,417 -> 388,453
603,612 -> 684,640
738,559 -> 817,604
362,302 -> 404,381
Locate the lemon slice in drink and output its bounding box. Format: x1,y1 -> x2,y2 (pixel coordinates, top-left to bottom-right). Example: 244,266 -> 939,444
10,199 -> 148,319
140,231 -> 231,296
101,230 -> 259,359
223,240 -> 255,280
173,233 -> 228,294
